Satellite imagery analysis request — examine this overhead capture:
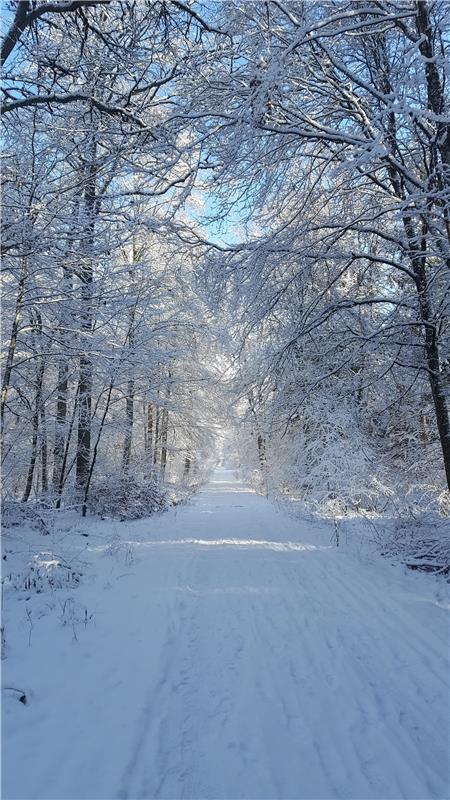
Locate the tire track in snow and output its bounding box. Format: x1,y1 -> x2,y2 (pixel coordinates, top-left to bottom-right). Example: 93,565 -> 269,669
118,470 -> 448,800
117,560 -> 194,800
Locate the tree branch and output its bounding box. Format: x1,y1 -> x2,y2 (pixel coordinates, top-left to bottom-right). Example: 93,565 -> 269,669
1,0 -> 111,66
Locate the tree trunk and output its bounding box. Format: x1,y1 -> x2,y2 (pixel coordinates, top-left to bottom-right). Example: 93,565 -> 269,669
414,248 -> 450,491
183,454 -> 191,481
22,427 -> 38,502
153,404 -> 160,466
76,316 -> 93,490
53,358 -> 69,489
82,379 -> 114,516
22,317 -> 45,502
40,404 -> 48,493
122,379 -> 134,470
55,387 -> 79,509
402,215 -> 450,491
257,433 -> 266,471
146,403 -> 154,461
248,391 -> 267,472
160,408 -> 169,479
415,1 -> 450,255
76,143 -> 96,493
1,257 -> 27,444
122,244 -> 137,471
415,1 -> 450,169
53,264 -> 73,490
1,1 -> 29,66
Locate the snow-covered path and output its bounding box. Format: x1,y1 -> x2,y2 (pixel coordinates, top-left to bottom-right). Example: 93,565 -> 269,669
3,469 -> 449,800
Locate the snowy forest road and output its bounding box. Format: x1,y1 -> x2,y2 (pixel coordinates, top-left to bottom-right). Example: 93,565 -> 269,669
3,469 -> 449,800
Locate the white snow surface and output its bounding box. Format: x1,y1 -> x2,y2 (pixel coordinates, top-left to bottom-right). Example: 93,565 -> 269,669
2,468 -> 449,800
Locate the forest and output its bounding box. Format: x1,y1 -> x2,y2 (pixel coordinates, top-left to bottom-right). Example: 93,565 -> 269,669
2,0 -> 450,526
2,3 -> 450,800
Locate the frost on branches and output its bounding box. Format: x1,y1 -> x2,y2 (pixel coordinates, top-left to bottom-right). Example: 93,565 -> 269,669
1,1 -> 449,565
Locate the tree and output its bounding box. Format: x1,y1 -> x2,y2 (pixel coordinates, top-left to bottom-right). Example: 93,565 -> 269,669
187,0 -> 450,497
1,1 -> 223,510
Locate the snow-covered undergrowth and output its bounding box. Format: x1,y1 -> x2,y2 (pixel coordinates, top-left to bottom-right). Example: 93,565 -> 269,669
1,486 -> 183,657
272,492 -> 450,576
233,400 -> 449,575
2,485 -> 189,690
1,506 -> 158,670
86,472 -> 169,520
0,480 -> 198,663
237,454 -> 449,575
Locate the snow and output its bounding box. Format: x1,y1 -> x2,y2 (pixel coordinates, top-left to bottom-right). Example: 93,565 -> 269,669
2,468 -> 449,800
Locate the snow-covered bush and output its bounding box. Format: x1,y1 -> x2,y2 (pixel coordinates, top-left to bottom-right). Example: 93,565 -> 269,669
87,473 -> 168,520
1,500 -> 52,534
369,514 -> 450,574
3,553 -> 82,594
